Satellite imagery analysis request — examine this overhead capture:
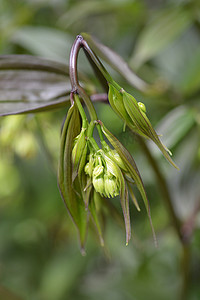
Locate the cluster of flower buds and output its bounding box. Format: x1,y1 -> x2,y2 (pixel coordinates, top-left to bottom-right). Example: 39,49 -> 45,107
85,149 -> 121,198
58,33 -> 179,251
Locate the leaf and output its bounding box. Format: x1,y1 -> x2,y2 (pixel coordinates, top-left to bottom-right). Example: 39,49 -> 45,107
179,49 -> 200,95
0,55 -> 71,116
119,174 -> 131,245
58,104 -> 88,251
12,26 -> 73,62
59,0 -> 138,29
99,120 -> 157,245
89,190 -> 104,246
81,32 -> 149,92
99,121 -> 149,212
130,7 -> 192,68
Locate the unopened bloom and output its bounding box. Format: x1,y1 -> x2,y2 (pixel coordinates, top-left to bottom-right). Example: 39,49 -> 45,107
85,149 -> 121,198
108,81 -> 178,169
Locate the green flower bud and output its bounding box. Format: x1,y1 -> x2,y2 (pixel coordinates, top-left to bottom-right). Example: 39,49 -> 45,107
110,150 -> 127,171
104,174 -> 120,198
138,102 -> 146,113
84,153 -> 95,177
72,128 -> 86,165
92,176 -> 104,196
93,165 -> 104,177
108,83 -> 129,121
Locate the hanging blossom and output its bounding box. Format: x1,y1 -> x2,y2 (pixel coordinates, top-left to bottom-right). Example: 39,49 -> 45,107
58,94 -> 156,252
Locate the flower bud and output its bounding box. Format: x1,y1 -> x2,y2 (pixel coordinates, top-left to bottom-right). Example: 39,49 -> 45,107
108,83 -> 129,121
93,165 -> 104,177
92,176 -> 104,196
84,153 -> 95,177
138,102 -> 146,113
104,174 -> 119,198
110,150 -> 127,171
72,128 -> 86,166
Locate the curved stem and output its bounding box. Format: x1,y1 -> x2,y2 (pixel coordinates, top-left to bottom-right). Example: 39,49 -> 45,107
69,35 -> 106,144
69,35 -> 83,91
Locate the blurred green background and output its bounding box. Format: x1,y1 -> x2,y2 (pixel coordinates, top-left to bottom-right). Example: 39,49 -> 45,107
0,0 -> 200,299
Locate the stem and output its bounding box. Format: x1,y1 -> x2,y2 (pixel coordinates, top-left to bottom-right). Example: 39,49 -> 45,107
69,35 -> 83,91
69,35 -> 106,144
90,93 -> 108,102
180,245 -> 191,300
73,93 -> 87,128
69,36 -> 99,121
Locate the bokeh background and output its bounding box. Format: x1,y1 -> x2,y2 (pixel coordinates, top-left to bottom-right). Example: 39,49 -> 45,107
0,0 -> 200,299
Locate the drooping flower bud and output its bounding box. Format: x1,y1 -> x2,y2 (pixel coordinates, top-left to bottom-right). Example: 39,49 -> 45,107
85,153 -> 95,177
109,150 -> 127,171
72,128 -> 86,166
92,175 -> 104,196
104,174 -> 120,198
93,164 -> 104,177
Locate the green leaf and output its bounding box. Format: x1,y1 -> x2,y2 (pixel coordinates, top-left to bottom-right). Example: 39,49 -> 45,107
0,55 -> 71,116
59,1 -> 139,29
99,121 -> 157,245
119,174 -> 131,245
130,7 -> 192,68
12,26 -> 73,62
58,104 -> 88,252
89,190 -> 104,246
99,121 -> 149,210
179,49 -> 200,95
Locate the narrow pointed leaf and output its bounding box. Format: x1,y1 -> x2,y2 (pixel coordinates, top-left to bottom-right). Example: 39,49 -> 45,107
119,172 -> 131,245
58,104 -> 88,251
127,182 -> 141,212
99,121 -> 149,212
100,121 -> 157,244
89,190 -> 104,246
130,7 -> 191,68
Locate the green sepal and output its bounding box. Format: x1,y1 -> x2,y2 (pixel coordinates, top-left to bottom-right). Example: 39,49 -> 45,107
99,121 -> 148,209
127,182 -> 141,212
108,83 -> 131,125
118,170 -> 131,245
122,90 -> 178,169
98,120 -> 156,243
72,128 -> 87,182
58,104 -> 89,252
89,190 -> 104,246
101,141 -> 131,244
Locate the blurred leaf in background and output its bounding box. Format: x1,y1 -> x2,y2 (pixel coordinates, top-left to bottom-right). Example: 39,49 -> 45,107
0,0 -> 200,300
